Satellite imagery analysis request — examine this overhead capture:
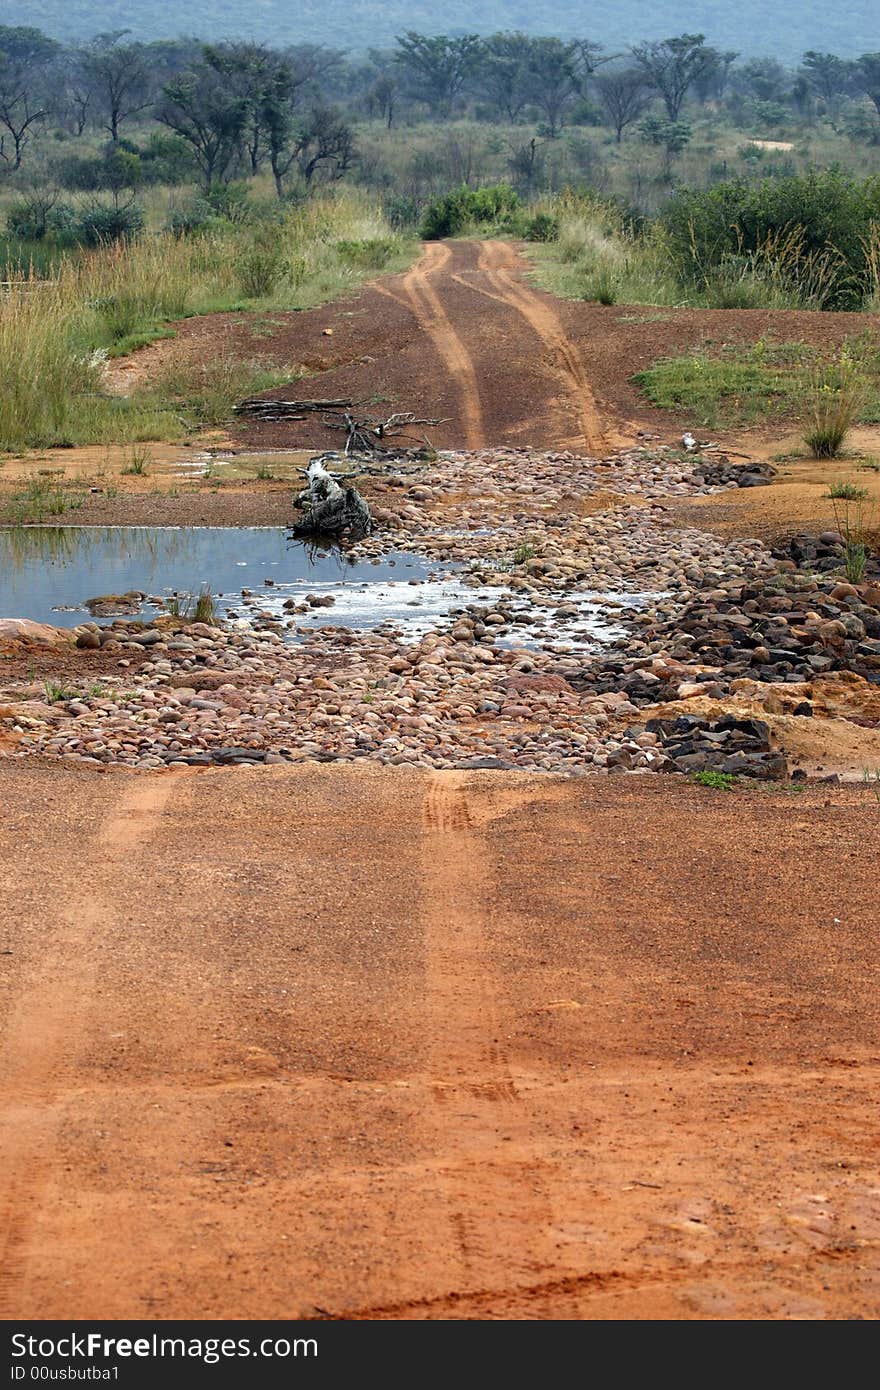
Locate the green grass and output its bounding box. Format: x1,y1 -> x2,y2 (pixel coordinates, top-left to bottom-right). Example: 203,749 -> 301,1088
105,327 -> 178,359
6,478 -> 86,523
634,339 -> 880,432
803,351 -> 867,459
512,543 -> 536,564
135,351 -> 295,431
831,494 -> 873,583
43,681 -> 77,703
121,445 -> 152,476
691,770 -> 738,790
828,481 -> 868,500
165,585 -> 218,625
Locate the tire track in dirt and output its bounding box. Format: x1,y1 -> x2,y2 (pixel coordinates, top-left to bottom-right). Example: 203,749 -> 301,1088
0,777 -> 175,1314
417,774 -> 559,1294
476,240 -> 607,454
374,242 -> 485,449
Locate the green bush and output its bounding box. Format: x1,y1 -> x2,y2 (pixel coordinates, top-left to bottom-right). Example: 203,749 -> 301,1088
383,194 -> 420,230
139,132 -> 198,185
421,183 -> 519,240
201,182 -> 254,224
237,242 -> 289,298
336,237 -> 397,269
660,170 -> 880,309
75,203 -> 146,248
165,199 -> 221,237
6,196 -> 76,244
525,211 -> 560,243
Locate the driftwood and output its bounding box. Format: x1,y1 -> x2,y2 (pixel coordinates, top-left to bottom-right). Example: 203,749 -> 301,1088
233,396 -> 443,460
292,456 -> 373,538
323,410 -> 445,456
234,397 -> 353,421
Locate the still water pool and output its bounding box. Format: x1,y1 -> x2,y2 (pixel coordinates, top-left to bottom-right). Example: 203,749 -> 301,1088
0,526 -> 472,639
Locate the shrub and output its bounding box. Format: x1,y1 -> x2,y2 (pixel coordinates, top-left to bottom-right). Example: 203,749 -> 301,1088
75,203 -> 145,248
336,237 -> 397,270
525,212 -> 560,243
584,269 -> 618,304
237,243 -> 289,298
165,199 -> 221,237
421,183 -> 519,239
828,481 -> 868,500
139,132 -> 198,186
383,195 -> 419,230
202,182 -> 253,224
6,195 -> 78,247
194,586 -> 217,624
660,170 -> 880,309
831,495 -> 872,583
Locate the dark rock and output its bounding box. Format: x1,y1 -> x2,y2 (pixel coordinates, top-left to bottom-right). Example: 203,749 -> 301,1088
211,747 -> 267,764
606,747 -> 634,769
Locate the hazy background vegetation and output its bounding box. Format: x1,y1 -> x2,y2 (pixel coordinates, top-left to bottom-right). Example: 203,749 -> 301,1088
7,1 -> 878,65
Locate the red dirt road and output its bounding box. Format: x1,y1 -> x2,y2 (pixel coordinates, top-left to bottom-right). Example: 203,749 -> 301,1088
130,238 -> 880,455
0,762 -> 877,1320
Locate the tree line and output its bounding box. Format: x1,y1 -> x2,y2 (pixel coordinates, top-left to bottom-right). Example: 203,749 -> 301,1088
3,25 -> 880,196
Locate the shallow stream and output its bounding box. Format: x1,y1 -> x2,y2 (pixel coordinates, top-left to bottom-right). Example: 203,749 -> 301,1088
0,525 -> 640,651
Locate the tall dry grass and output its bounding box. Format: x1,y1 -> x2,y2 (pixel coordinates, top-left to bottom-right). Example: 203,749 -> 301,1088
528,193 -> 854,311
0,193 -> 410,451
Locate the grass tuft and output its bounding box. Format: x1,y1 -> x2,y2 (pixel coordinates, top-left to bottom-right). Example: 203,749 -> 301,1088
803,351 -> 866,460
691,770 -> 737,790
827,481 -> 868,500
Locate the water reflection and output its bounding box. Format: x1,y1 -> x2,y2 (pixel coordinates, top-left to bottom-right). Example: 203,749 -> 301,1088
0,525 -> 454,637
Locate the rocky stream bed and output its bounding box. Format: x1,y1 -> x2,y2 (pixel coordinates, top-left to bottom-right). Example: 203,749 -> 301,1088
1,446 -> 878,780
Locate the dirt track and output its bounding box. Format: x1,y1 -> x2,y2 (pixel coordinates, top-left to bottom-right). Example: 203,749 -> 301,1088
117,237 -> 879,457
0,762 -> 877,1320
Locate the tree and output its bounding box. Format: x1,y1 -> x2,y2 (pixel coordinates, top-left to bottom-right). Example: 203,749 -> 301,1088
260,68 -> 299,198
83,34 -> 153,143
158,61 -> 247,188
60,50 -> 94,136
801,51 -> 852,110
367,74 -> 396,129
202,42 -> 281,174
639,115 -> 692,177
263,93 -> 353,197
595,68 -> 652,142
855,54 -> 880,117
632,34 -> 716,121
295,105 -> 354,186
572,40 -> 612,81
393,32 -> 482,116
480,32 -> 534,122
692,49 -> 738,103
523,37 -> 582,137
736,58 -> 789,103
286,43 -> 346,98
0,26 -> 58,169
507,136 -> 544,194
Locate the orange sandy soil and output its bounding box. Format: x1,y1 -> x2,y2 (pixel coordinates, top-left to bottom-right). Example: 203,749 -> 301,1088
0,764 -> 877,1321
